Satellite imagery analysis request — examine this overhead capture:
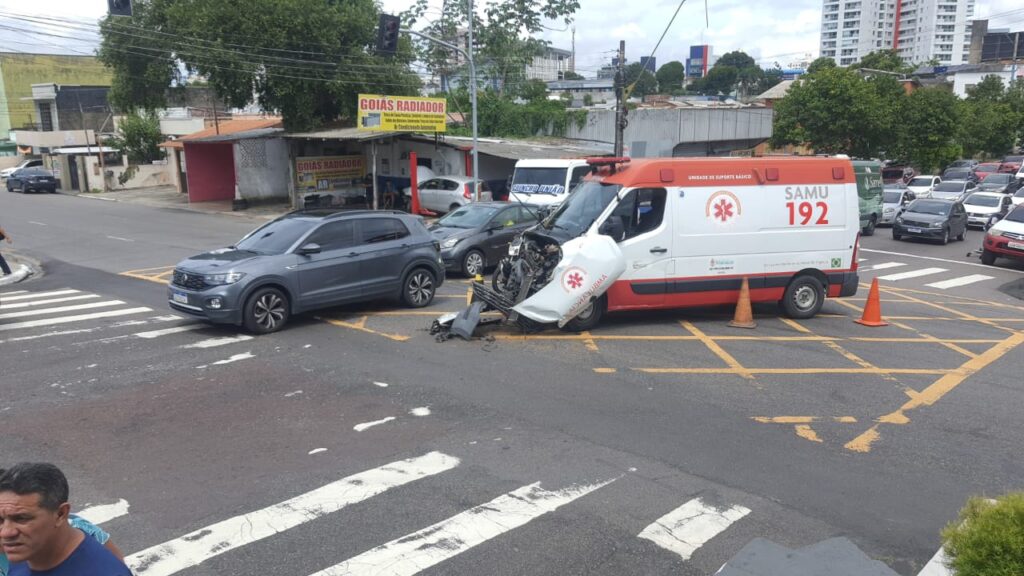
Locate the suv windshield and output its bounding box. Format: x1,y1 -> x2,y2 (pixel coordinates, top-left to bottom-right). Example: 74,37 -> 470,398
1006,206 -> 1024,223
436,205 -> 501,229
933,182 -> 965,192
908,177 -> 933,187
883,191 -> 903,203
510,167 -> 568,196
964,194 -> 1000,207
235,217 -> 316,254
908,200 -> 951,215
543,179 -> 623,237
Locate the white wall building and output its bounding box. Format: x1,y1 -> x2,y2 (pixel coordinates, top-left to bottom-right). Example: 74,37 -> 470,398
525,47 -> 573,81
820,0 -> 973,67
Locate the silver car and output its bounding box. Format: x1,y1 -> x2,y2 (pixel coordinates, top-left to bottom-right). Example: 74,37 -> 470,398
881,187 -> 916,225
403,175 -> 493,213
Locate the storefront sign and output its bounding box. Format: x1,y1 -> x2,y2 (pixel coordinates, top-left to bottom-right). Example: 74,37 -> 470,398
295,155 -> 365,193
357,94 -> 447,132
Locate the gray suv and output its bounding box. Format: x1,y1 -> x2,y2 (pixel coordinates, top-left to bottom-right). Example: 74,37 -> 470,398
168,210 -> 444,333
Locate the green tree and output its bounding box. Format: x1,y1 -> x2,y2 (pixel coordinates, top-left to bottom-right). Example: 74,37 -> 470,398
770,67 -> 891,157
624,62 -> 659,98
562,70 -> 584,80
109,110 -> 164,164
960,76 -> 1020,158
806,57 -> 837,75
966,74 -> 1007,103
696,66 -> 738,96
754,65 -> 784,96
99,0 -> 422,131
893,88 -> 963,172
696,51 -> 763,98
655,61 -> 686,93
854,49 -> 910,73
519,79 -> 550,103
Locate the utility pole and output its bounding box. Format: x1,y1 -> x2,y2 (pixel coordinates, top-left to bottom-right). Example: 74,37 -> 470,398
614,40 -> 626,157
1011,32 -> 1020,85
466,0 -> 480,201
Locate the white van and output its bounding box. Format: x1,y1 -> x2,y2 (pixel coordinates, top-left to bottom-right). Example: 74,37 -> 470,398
481,157 -> 861,331
508,158 -> 592,206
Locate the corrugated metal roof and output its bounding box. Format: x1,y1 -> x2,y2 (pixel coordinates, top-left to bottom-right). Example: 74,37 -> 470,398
285,127 -> 404,141
159,118 -> 282,149
756,79 -> 795,100
441,136 -> 607,160
187,127 -> 284,143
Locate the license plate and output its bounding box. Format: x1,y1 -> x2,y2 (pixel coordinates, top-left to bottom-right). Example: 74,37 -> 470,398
907,227 -> 922,233
1009,241 -> 1024,250
172,290 -> 189,304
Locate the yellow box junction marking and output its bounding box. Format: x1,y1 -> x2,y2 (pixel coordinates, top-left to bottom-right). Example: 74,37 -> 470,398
317,315 -> 410,342
680,321 -> 754,380
120,265 -> 175,284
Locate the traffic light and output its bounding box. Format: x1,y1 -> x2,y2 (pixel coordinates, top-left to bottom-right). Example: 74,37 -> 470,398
108,0 -> 132,17
376,14 -> 401,56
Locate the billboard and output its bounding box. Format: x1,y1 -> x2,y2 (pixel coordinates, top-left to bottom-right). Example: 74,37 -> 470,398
295,155 -> 365,193
357,94 -> 447,132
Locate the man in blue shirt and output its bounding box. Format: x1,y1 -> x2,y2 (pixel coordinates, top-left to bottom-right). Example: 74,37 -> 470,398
0,463 -> 130,576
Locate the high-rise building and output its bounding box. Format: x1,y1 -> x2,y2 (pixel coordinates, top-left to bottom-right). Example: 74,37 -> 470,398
685,45 -> 716,79
819,0 -> 974,67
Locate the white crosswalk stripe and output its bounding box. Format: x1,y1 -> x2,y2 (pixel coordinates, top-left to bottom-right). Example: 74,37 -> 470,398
134,325 -> 204,339
182,334 -> 253,348
0,293 -> 101,309
311,479 -> 615,576
877,267 -> 948,281
126,452 -> 461,576
638,498 -> 750,560
77,499 -> 130,525
0,289 -> 81,302
867,262 -> 906,271
924,274 -> 995,289
0,307 -> 153,332
0,300 -> 126,320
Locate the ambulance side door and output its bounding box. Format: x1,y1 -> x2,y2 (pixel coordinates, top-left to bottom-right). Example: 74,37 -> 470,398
609,187 -> 672,306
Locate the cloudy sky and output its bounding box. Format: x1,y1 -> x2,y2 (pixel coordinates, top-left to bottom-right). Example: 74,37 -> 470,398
1,0 -> 1022,72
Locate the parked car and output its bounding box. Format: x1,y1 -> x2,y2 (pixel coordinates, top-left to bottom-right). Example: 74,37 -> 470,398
946,159 -> 979,171
973,162 -> 1002,181
881,187 -> 916,225
402,176 -> 493,214
975,172 -> 1020,195
0,158 -> 43,179
168,210 -> 445,334
962,192 -> 1014,229
1013,188 -> 1024,207
999,154 -> 1023,174
5,167 -> 57,193
881,165 -> 915,185
941,168 -> 979,183
928,180 -> 975,201
429,202 -> 543,276
906,175 -> 940,196
892,198 -> 968,244
980,204 -> 1024,266
1016,164 -> 1024,181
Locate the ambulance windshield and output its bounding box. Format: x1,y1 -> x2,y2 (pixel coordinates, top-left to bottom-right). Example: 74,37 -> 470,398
543,179 -> 622,237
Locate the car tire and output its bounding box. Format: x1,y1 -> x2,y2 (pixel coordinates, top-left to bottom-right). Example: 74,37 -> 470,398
781,275 -> 825,319
5,182 -> 12,192
564,295 -> 606,332
862,215 -> 876,236
461,249 -> 485,278
243,287 -> 290,334
981,249 -> 996,266
940,227 -> 949,245
449,203 -> 461,213
402,268 -> 436,308
892,229 -> 902,241
956,228 -> 965,241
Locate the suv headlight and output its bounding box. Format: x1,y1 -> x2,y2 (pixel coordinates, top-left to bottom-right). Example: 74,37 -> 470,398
931,221 -> 944,228
441,237 -> 460,249
203,272 -> 246,285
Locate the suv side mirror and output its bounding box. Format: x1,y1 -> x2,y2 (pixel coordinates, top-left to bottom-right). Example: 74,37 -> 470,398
297,243 -> 322,255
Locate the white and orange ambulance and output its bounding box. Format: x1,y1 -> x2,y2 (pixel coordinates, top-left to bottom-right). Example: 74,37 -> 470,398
483,156 -> 861,331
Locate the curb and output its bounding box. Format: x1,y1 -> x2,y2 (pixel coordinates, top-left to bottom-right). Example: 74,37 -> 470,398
0,263 -> 32,286
0,252 -> 41,286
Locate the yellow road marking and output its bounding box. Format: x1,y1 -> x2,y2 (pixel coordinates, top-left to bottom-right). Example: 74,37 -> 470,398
794,425 -> 823,443
877,287 -> 1016,333
849,337 -> 1002,343
680,321 -> 754,380
880,284 -> 1024,310
593,368 -> 617,374
844,331 -> 1024,453
638,367 -> 951,375
830,298 -> 864,313
318,316 -> 410,342
779,318 -> 813,333
580,331 -> 599,352
821,339 -> 898,382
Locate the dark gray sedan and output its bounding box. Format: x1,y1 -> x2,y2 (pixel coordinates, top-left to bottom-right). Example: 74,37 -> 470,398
168,210 -> 445,333
429,202 -> 543,276
5,167 -> 57,193
892,198 -> 968,245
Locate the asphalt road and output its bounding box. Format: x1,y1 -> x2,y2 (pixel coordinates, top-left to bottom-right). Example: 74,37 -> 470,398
2,190 -> 1023,576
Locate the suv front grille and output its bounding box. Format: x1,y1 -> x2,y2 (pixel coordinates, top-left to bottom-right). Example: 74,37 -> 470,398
901,219 -> 931,228
1004,231 -> 1024,241
172,269 -> 208,291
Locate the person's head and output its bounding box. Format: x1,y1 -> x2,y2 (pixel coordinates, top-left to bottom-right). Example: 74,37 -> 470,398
0,463 -> 73,564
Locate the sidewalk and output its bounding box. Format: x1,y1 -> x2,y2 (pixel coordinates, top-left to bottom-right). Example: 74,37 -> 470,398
0,251 -> 37,286
67,186 -> 291,220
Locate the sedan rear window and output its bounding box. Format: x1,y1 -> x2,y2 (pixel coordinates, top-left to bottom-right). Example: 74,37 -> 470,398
933,182 -> 965,192
908,177 -> 933,187
908,200 -> 951,215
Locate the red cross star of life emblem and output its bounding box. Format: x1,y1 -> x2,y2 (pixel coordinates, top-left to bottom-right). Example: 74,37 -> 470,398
706,190 -> 742,225
562,267 -> 587,292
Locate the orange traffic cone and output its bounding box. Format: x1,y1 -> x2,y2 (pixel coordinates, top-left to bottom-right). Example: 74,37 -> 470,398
855,277 -> 889,327
728,277 -> 757,329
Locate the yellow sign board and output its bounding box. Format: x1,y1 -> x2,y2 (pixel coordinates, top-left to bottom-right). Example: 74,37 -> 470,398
295,155 -> 365,193
357,94 -> 447,132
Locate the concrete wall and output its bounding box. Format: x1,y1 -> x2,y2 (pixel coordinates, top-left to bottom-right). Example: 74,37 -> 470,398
953,70 -> 1017,98
12,129 -> 96,149
159,117 -> 205,137
82,155 -> 174,190
565,107 -> 774,157
184,142 -> 235,202
234,137 -> 289,201
0,54 -> 113,137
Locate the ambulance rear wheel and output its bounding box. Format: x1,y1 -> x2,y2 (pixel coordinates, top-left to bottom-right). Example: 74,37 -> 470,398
564,296 -> 605,332
782,276 -> 824,319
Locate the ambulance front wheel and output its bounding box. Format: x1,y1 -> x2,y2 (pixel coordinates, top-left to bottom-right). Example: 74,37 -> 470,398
564,296 -> 606,332
781,275 -> 825,319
